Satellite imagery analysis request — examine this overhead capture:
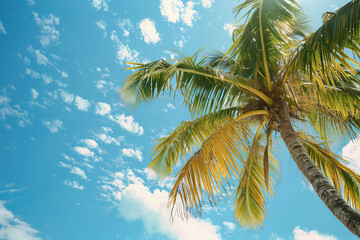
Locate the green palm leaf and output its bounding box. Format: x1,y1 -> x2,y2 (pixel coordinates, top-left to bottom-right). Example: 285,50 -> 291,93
168,118 -> 251,218
150,106 -> 243,177
289,0 -> 360,87
299,133 -> 360,210
233,122 -> 279,229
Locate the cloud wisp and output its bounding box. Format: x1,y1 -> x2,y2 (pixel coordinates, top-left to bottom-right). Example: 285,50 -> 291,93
32,12 -> 60,48
43,119 -> 63,133
0,201 -> 42,240
101,171 -> 222,240
0,20 -> 7,35
109,114 -> 144,135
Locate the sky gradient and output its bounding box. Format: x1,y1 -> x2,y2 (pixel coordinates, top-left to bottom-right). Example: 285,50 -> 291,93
1,0 -> 360,239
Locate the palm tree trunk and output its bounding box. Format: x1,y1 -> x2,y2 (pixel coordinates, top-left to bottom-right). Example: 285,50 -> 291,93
278,117 -> 360,237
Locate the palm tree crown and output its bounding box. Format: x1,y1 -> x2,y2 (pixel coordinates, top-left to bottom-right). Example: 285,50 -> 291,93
121,0 -> 360,237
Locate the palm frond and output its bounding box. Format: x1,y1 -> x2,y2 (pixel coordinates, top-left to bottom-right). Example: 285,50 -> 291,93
304,107 -> 358,144
149,106 -> 242,177
207,50 -> 236,72
288,0 -> 360,87
168,118 -> 251,218
233,121 -> 279,229
228,0 -> 306,85
120,55 -> 273,115
151,109 -> 269,178
299,70 -> 360,120
297,76 -> 360,141
299,133 -> 360,210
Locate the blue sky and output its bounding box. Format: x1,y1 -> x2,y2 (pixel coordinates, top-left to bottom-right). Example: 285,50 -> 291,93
1,0 -> 360,239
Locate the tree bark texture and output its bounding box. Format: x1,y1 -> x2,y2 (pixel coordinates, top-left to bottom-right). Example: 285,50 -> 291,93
278,117 -> 360,238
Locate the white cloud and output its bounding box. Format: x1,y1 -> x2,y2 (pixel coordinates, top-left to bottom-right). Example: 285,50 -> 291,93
71,167 -> 87,180
19,121 -> 26,128
95,102 -> 111,116
164,50 -> 176,60
122,148 -> 143,162
61,71 -> 68,78
90,0 -> 109,11
30,89 -> 39,99
96,80 -> 114,96
95,20 -> 107,37
270,233 -> 284,240
51,53 -> 61,60
223,221 -> 236,231
223,23 -> 236,37
64,180 -> 84,190
28,0 -> 36,6
59,162 -> 88,180
160,0 -> 197,26
60,89 -> 74,104
43,119 -> 63,133
104,171 -> 222,240
342,137 -> 360,172
142,168 -> 174,189
116,19 -> 133,37
34,49 -> 48,66
160,0 -> 184,23
109,114 -> 144,135
139,19 -> 161,44
167,103 -> 175,109
0,20 -> 6,35
24,56 -> 31,65
201,0 -> 213,8
0,96 -> 10,105
181,2 -> 197,27
110,30 -> 120,44
47,90 -> 58,99
110,30 -> 140,64
0,94 -> 31,127
74,146 -> 94,158
32,12 -> 60,48
116,43 -> 139,64
174,39 -> 185,49
0,188 -> 23,194
25,69 -> 53,84
41,74 -> 52,84
301,180 -> 314,193
293,226 -> 337,240
74,96 -> 91,111
25,68 -> 40,79
83,139 -> 99,149
97,131 -> 122,146
101,67 -> 110,78
0,201 -> 41,240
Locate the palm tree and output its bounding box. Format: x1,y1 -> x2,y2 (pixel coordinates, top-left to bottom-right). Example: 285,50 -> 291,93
120,0 -> 360,237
